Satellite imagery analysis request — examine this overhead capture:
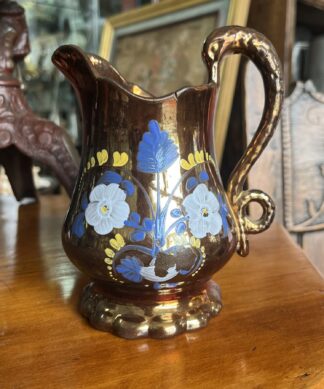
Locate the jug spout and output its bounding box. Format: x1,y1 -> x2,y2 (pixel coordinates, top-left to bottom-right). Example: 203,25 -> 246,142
52,45 -> 97,98
52,45 -> 154,141
52,45 -> 139,145
52,45 -> 152,98
52,45 -> 97,140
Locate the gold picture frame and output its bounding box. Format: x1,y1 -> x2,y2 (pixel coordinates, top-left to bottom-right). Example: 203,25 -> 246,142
99,0 -> 251,164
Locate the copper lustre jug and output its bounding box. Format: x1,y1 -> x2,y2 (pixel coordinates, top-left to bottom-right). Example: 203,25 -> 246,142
52,26 -> 283,339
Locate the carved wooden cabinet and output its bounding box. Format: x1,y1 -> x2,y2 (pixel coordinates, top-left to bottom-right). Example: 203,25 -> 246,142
282,81 -> 324,233
0,1 -> 79,200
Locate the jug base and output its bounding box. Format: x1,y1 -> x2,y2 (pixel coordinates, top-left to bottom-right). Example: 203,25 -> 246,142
79,280 -> 222,339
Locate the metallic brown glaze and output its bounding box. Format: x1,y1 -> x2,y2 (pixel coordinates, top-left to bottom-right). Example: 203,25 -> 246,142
203,26 -> 284,256
53,26 -> 283,338
53,46 -> 236,287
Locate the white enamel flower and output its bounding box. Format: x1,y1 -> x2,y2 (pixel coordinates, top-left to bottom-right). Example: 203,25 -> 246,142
85,183 -> 130,235
183,183 -> 222,239
140,265 -> 178,282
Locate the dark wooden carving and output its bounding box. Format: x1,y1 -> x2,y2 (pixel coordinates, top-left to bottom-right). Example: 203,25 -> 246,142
282,80 -> 324,232
245,66 -> 324,233
0,1 -> 79,200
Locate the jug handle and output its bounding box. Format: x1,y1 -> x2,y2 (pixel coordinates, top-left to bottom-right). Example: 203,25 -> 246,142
203,26 -> 284,256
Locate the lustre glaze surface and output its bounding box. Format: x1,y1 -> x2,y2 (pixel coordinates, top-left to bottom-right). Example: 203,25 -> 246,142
68,118 -> 235,290
53,26 -> 283,338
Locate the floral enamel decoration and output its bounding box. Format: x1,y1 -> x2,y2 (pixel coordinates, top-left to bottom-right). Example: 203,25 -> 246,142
113,151 -> 128,167
183,183 -> 222,238
71,192 -> 88,238
116,257 -> 143,283
97,149 -> 108,166
85,183 -> 130,235
137,119 -> 178,173
71,120 -> 230,286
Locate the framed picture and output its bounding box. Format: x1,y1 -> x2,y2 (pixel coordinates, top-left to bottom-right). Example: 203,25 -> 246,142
99,0 -> 251,163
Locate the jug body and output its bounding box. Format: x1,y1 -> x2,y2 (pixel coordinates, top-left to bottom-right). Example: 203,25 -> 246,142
53,25 -> 283,339
62,79 -> 237,291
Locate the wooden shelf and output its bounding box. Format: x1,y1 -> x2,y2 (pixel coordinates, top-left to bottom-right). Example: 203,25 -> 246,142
1,195 -> 324,388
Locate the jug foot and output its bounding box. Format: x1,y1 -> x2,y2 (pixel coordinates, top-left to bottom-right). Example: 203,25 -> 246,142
79,280 -> 222,339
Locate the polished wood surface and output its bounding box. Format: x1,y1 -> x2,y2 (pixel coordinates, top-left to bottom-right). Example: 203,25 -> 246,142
1,195 -> 324,388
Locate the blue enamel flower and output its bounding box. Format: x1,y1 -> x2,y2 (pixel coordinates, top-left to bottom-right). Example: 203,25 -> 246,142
71,193 -> 88,238
217,194 -> 229,236
137,120 -> 178,173
71,212 -> 85,238
116,257 -> 143,283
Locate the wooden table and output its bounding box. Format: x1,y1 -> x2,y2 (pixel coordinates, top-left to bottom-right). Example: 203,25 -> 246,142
1,195 -> 324,389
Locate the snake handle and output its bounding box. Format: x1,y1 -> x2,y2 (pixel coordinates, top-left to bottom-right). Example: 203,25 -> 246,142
203,26 -> 284,256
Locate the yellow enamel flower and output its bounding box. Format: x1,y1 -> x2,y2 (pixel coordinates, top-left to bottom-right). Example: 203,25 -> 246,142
205,152 -> 215,165
180,150 -> 206,170
113,151 -> 129,167
96,149 -> 108,166
190,236 -> 201,249
195,150 -> 204,163
109,233 -> 125,251
104,248 -> 115,258
103,234 -> 125,267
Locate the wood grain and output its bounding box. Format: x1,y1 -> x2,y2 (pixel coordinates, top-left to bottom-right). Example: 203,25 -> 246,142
303,230 -> 324,279
1,195 -> 324,388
